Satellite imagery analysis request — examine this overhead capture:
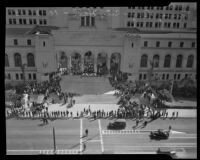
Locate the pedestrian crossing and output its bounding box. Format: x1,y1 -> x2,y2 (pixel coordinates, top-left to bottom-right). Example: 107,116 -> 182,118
102,130 -> 142,135
40,149 -> 80,154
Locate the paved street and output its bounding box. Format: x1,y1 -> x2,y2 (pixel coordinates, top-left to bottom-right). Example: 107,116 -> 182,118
6,117 -> 196,158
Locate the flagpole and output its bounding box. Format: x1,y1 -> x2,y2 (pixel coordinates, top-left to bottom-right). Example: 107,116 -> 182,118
53,127 -> 56,154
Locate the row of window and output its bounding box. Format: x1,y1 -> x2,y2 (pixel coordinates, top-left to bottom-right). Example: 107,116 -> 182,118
143,41 -> 195,48
7,9 -> 47,16
127,12 -> 188,21
5,73 -> 37,80
140,54 -> 194,68
127,21 -> 188,29
13,39 -> 32,46
5,53 -> 35,67
128,5 -> 190,11
8,18 -> 47,25
138,73 -> 191,81
81,16 -> 95,27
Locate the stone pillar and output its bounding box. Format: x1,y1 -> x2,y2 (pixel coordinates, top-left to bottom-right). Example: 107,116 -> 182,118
68,54 -> 71,74
81,55 -> 84,72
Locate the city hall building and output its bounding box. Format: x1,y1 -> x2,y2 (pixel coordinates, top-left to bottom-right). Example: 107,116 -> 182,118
5,4 -> 196,85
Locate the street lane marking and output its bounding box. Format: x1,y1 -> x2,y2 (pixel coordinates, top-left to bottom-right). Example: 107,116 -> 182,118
98,119 -> 104,153
7,149 -> 80,154
80,118 -> 83,153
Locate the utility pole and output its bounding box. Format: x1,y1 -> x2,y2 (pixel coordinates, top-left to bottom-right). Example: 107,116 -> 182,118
53,127 -> 57,154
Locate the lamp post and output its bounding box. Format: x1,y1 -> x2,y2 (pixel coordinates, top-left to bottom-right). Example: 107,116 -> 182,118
20,63 -> 27,85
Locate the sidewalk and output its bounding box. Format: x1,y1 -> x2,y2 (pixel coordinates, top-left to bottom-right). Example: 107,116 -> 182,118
46,103 -> 196,118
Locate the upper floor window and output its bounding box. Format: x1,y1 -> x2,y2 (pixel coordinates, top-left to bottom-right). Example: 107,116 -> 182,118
14,53 -> 22,67
186,6 -> 189,11
176,55 -> 183,68
27,39 -> 31,45
156,41 -> 160,47
140,54 -> 148,68
27,53 -> 35,67
14,39 -> 18,45
22,9 -> 26,15
43,10 -> 46,16
81,16 -> 95,27
43,19 -> 47,25
128,12 -> 131,18
180,42 -> 184,48
144,41 -> 148,47
33,10 -> 36,15
153,55 -> 159,68
168,41 -> 172,47
191,42 -> 195,48
186,55 -> 194,68
8,9 -> 12,15
39,10 -> 43,16
164,55 -> 171,68
28,10 -> 32,15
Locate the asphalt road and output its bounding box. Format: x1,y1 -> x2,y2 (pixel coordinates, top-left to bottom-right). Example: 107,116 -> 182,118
6,118 -> 197,158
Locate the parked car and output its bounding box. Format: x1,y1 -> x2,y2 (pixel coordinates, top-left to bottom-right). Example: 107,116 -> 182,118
107,119 -> 126,130
149,129 -> 170,140
157,148 -> 177,158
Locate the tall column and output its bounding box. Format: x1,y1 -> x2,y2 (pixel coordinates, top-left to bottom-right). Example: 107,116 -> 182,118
68,54 -> 71,74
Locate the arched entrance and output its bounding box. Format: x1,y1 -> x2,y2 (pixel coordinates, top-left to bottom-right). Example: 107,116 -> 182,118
97,53 -> 108,76
59,51 -> 68,68
110,53 -> 121,76
71,52 -> 82,75
84,51 -> 94,74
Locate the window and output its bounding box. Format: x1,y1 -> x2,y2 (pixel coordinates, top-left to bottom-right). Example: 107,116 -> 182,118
20,73 -> 23,80
33,73 -> 36,80
27,53 -> 35,67
19,19 -> 22,24
149,22 -> 152,27
140,22 -> 143,27
23,19 -> 26,24
186,6 -> 189,11
177,23 -> 179,28
28,73 -> 32,80
131,43 -> 134,48
29,19 -> 33,25
174,14 -> 177,20
185,74 -> 188,79
146,22 -> 149,27
156,13 -> 159,19
33,19 -> 37,24
173,23 -> 176,28
8,9 -> 11,15
18,9 -> 21,15
14,53 -> 22,67
12,10 -> 15,15
162,74 -> 165,80
91,17 -> 95,26
168,22 -> 171,28
139,74 -> 142,80
186,55 -> 194,68
144,41 -> 148,47
176,55 -> 183,68
22,9 -> 26,15
9,19 -> 12,24
16,74 -> 19,80
178,14 -> 181,20
131,22 -> 134,27
13,19 -> 16,24
39,19 -> 43,25
43,10 -> 46,16
174,74 -> 177,80
166,74 -> 169,80
175,5 -> 178,11
27,39 -> 31,45
14,39 -> 18,45
137,13 -> 140,18
180,42 -> 184,48
39,10 -> 42,16
128,12 -> 131,18
164,55 -> 171,68
8,73 -> 11,80
132,13 -> 135,18
177,74 -> 181,80
28,10 -> 32,15
156,41 -> 160,47
43,41 -> 46,47
191,42 -> 195,48
153,55 -> 159,68
169,5 -> 173,10
81,17 -> 84,26
86,16 -> 90,26
140,55 -> 148,68
137,22 -> 139,27
43,19 -> 47,25
168,41 -> 172,47
5,54 -> 9,67
143,74 -> 146,80
141,13 -> 144,18
179,5 -> 182,11
183,23 -> 187,28
33,10 -> 36,15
